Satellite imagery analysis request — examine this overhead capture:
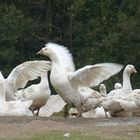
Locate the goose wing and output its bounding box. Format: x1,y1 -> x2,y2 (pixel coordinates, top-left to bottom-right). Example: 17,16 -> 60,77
69,63 -> 123,87
0,71 -> 5,98
6,60 -> 51,90
102,99 -> 123,115
0,71 -> 4,80
40,95 -> 66,117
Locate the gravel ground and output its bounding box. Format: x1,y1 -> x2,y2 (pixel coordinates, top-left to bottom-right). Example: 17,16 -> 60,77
0,116 -> 140,139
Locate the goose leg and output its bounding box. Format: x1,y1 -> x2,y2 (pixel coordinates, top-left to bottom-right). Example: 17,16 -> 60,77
104,111 -> 108,118
77,107 -> 83,117
36,108 -> 40,116
29,106 -> 35,116
64,104 -> 69,118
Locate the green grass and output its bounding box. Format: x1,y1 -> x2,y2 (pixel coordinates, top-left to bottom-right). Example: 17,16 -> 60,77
1,125 -> 140,140
1,131 -> 140,140
28,133 -> 102,140
2,132 -> 105,140
21,132 -> 140,140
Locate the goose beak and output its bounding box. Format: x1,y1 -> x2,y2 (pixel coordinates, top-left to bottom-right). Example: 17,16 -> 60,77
133,68 -> 137,73
36,49 -> 43,55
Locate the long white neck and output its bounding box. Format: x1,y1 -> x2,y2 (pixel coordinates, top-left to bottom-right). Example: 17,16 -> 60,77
40,72 -> 49,88
122,71 -> 132,91
49,52 -> 60,64
100,89 -> 107,97
0,81 -> 6,102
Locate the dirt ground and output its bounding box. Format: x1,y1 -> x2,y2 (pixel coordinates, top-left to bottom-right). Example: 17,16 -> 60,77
0,116 -> 140,139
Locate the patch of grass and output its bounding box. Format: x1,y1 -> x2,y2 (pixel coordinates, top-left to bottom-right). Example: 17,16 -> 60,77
1,130 -> 140,140
8,132 -> 105,140
1,125 -> 140,140
52,110 -> 64,117
36,130 -> 140,140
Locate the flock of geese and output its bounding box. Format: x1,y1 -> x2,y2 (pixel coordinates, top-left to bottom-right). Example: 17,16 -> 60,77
0,42 -> 139,118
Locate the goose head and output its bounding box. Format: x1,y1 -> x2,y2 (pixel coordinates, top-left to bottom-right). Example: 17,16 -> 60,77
37,43 -> 57,59
114,83 -> 122,89
99,84 -> 107,96
124,65 -> 137,75
37,42 -> 75,72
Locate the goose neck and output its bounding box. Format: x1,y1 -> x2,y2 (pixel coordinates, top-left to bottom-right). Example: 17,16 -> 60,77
122,71 -> 132,91
41,72 -> 49,85
101,90 -> 107,97
49,53 -> 60,64
0,81 -> 5,101
0,94 -> 5,101
0,90 -> 6,102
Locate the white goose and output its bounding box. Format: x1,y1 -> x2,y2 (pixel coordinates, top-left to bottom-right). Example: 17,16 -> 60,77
37,42 -> 123,115
2,60 -> 51,101
16,71 -> 51,116
0,71 -> 32,116
99,84 -> 107,97
114,83 -> 122,89
16,71 -> 66,116
82,84 -> 111,118
107,65 -> 137,98
102,65 -> 137,117
115,90 -> 140,114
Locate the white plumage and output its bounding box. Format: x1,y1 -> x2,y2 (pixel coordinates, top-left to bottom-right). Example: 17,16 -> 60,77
0,100 -> 33,116
16,71 -> 51,116
43,43 -> 75,72
3,60 -> 52,101
82,107 -> 111,118
114,83 -> 122,89
37,42 -> 123,115
115,90 -> 140,113
81,84 -> 111,118
102,65 -> 137,117
99,84 -> 107,97
107,65 -> 137,98
39,95 -> 66,117
16,70 -> 66,116
0,71 -> 5,101
0,71 -> 32,116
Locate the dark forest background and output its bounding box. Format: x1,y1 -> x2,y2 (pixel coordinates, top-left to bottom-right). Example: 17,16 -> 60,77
0,0 -> 139,92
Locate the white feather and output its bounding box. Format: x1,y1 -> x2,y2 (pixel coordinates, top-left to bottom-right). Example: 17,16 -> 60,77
114,83 -> 122,89
38,42 -> 123,115
39,95 -> 66,117
0,100 -> 33,116
0,71 -> 5,101
82,107 -> 111,118
16,72 -> 51,116
45,42 -> 75,72
99,84 -> 107,97
16,71 -> 66,116
107,65 -> 137,98
102,65 -> 137,117
4,60 -> 51,101
0,79 -> 32,116
69,63 -> 123,87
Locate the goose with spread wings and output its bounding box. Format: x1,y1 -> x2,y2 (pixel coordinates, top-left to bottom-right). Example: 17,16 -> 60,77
2,60 -> 51,101
37,42 -> 123,115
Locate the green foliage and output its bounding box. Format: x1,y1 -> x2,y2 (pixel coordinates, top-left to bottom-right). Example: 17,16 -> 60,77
0,0 -> 139,89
